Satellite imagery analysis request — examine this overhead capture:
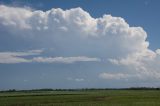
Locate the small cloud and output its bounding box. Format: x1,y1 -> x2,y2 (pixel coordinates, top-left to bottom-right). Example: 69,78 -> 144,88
23,79 -> 28,82
75,78 -> 84,82
67,77 -> 84,82
156,49 -> 160,55
99,73 -> 130,80
59,26 -> 68,32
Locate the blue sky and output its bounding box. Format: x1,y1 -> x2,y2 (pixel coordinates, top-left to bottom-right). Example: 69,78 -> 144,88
0,0 -> 160,90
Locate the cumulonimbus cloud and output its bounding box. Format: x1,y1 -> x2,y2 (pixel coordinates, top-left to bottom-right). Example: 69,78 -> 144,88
0,5 -> 160,81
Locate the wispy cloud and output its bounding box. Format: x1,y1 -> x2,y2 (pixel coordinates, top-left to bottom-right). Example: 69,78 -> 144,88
0,50 -> 42,64
0,50 -> 100,64
99,73 -> 131,80
75,78 -> 84,82
32,56 -> 100,63
67,77 -> 85,82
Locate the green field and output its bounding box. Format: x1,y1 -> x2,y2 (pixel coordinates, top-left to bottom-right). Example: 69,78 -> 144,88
1,90 -> 160,106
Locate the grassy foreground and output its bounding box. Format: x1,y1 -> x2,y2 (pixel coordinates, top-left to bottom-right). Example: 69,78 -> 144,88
1,90 -> 160,106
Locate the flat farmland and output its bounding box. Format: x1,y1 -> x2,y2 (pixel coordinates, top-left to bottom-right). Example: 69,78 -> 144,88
1,90 -> 160,106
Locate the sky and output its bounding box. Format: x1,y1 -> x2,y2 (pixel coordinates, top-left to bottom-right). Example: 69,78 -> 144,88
0,0 -> 160,90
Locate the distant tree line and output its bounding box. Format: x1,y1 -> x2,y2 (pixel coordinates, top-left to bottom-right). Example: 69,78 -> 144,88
1,87 -> 160,93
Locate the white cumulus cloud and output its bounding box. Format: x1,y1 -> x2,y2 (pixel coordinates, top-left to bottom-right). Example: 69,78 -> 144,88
0,5 -> 160,82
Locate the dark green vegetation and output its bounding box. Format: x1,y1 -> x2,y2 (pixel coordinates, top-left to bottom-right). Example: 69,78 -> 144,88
1,89 -> 160,106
